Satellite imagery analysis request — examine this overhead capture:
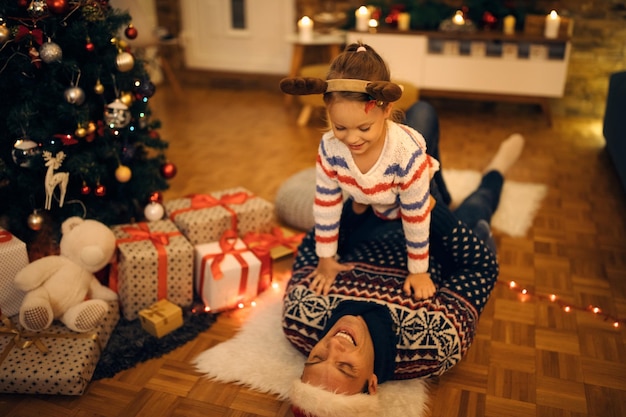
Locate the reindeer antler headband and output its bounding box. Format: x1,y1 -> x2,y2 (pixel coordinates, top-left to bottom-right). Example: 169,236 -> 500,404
279,77 -> 403,103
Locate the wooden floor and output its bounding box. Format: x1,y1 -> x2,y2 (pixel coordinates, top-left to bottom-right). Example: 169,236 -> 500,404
2,83 -> 626,417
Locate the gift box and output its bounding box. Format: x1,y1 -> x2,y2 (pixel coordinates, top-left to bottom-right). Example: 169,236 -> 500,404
195,230 -> 269,312
139,299 -> 183,338
0,300 -> 119,395
0,229 -> 29,317
164,186 -> 274,245
111,220 -> 194,320
243,226 -> 304,261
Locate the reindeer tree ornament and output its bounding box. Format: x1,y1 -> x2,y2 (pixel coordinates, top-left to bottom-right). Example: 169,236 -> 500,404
42,150 -> 69,210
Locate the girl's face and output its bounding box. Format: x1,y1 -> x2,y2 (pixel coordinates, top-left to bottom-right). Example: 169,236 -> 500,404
327,97 -> 392,158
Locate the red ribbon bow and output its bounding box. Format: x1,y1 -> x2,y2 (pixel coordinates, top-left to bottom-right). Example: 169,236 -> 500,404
15,26 -> 44,45
243,227 -> 304,252
169,191 -> 255,231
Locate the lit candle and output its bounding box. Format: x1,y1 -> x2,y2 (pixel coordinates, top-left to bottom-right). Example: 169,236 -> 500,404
368,18 -> 378,33
544,10 -> 561,39
452,10 -> 464,25
297,16 -> 314,42
355,6 -> 370,32
503,15 -> 515,35
397,12 -> 411,31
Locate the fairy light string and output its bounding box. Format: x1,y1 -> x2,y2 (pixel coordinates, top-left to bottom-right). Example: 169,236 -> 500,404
499,280 -> 623,329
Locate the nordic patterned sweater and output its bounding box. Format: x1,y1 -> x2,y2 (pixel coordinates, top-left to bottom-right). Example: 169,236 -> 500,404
314,121 -> 439,274
282,202 -> 499,380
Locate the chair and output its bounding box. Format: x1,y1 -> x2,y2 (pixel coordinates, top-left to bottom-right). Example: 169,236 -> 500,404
296,64 -> 419,126
603,71 -> 626,193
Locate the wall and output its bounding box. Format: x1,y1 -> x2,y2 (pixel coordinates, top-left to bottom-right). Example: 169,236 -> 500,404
154,0 -> 626,118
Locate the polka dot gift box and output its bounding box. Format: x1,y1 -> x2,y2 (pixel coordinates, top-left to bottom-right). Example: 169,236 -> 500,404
0,301 -> 119,395
0,228 -> 29,317
110,220 -> 194,321
164,186 -> 274,245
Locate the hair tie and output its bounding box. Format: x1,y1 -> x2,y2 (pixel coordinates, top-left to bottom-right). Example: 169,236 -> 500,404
356,46 -> 367,52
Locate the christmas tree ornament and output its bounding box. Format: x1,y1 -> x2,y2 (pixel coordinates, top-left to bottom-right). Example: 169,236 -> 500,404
94,183 -> 106,196
80,182 -> 91,195
115,165 -> 132,183
125,24 -> 138,39
134,78 -> 156,99
42,150 -> 69,210
12,138 -> 41,168
75,125 -> 87,138
149,191 -> 162,203
85,37 -> 95,52
46,0 -> 69,14
55,133 -> 77,145
40,40 -> 62,63
28,0 -> 48,18
104,98 -> 131,128
120,91 -> 133,107
64,86 -> 85,105
0,23 -> 9,45
94,79 -> 105,94
115,51 -> 135,72
160,162 -> 177,179
27,210 -> 44,231
144,201 -> 164,221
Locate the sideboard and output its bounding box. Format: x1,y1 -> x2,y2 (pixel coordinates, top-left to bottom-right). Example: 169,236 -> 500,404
347,30 -> 571,125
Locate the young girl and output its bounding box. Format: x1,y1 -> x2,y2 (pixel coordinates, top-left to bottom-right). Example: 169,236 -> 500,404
280,42 -> 439,300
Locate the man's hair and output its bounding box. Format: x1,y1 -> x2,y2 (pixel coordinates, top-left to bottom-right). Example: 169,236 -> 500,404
289,378 -> 380,417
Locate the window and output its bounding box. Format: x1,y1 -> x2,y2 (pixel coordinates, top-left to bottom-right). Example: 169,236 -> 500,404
231,0 -> 246,29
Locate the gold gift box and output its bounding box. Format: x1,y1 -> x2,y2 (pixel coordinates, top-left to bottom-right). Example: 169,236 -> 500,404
139,299 -> 183,338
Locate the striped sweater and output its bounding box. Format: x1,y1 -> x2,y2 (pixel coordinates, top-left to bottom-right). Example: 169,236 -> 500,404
314,121 -> 439,274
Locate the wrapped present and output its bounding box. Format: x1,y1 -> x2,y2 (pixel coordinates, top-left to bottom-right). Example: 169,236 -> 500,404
0,229 -> 29,317
111,220 -> 194,320
164,186 -> 274,245
0,301 -> 119,395
139,299 -> 183,338
195,230 -> 270,312
243,226 -> 304,261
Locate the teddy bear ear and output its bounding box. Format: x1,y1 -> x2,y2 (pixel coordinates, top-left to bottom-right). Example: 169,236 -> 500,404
61,216 -> 85,235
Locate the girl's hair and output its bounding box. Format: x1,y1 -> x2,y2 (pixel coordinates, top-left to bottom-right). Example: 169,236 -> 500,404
324,42 -> 402,121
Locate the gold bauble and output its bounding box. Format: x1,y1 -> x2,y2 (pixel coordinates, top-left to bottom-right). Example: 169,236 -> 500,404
120,91 -> 133,106
94,80 -> 105,94
87,121 -> 97,134
115,165 -> 132,183
75,126 -> 87,138
116,51 -> 134,72
27,211 -> 44,231
0,25 -> 11,45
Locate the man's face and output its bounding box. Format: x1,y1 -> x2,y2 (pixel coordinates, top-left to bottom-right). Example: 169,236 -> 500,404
301,315 -> 378,395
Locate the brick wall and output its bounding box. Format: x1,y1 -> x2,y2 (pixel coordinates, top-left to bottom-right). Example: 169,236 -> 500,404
154,0 -> 625,118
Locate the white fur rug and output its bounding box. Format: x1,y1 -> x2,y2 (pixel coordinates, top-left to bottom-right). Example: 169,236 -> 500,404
444,169 -> 547,237
193,284 -> 430,417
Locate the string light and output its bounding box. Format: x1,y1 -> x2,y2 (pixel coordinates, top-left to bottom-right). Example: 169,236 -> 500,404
499,280 -> 624,329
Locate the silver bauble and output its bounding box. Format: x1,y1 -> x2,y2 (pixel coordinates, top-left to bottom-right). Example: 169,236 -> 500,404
12,139 -> 41,168
27,0 -> 48,18
104,98 -> 132,128
64,86 -> 86,105
40,41 -> 63,63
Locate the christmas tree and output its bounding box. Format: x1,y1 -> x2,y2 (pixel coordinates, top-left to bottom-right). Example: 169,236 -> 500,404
0,0 -> 175,251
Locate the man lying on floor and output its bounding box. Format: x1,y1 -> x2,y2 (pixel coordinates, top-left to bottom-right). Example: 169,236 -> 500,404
281,104 -> 524,417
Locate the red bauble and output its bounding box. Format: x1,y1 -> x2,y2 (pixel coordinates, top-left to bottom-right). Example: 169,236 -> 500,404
149,191 -> 163,203
95,184 -> 106,197
85,41 -> 95,52
46,0 -> 69,14
149,130 -> 160,139
18,0 -> 28,7
125,25 -> 138,40
160,162 -> 177,179
81,183 -> 91,195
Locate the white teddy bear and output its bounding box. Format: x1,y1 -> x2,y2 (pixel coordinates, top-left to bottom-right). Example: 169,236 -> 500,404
14,216 -> 118,333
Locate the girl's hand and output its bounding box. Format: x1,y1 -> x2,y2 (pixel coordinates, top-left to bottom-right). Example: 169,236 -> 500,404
307,257 -> 354,295
403,272 -> 436,300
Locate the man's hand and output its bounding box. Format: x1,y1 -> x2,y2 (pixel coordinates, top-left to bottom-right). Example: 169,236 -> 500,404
403,272 -> 436,300
307,257 -> 354,296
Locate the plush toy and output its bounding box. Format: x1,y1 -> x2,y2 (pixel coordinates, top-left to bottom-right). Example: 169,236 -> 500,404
14,216 -> 118,333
